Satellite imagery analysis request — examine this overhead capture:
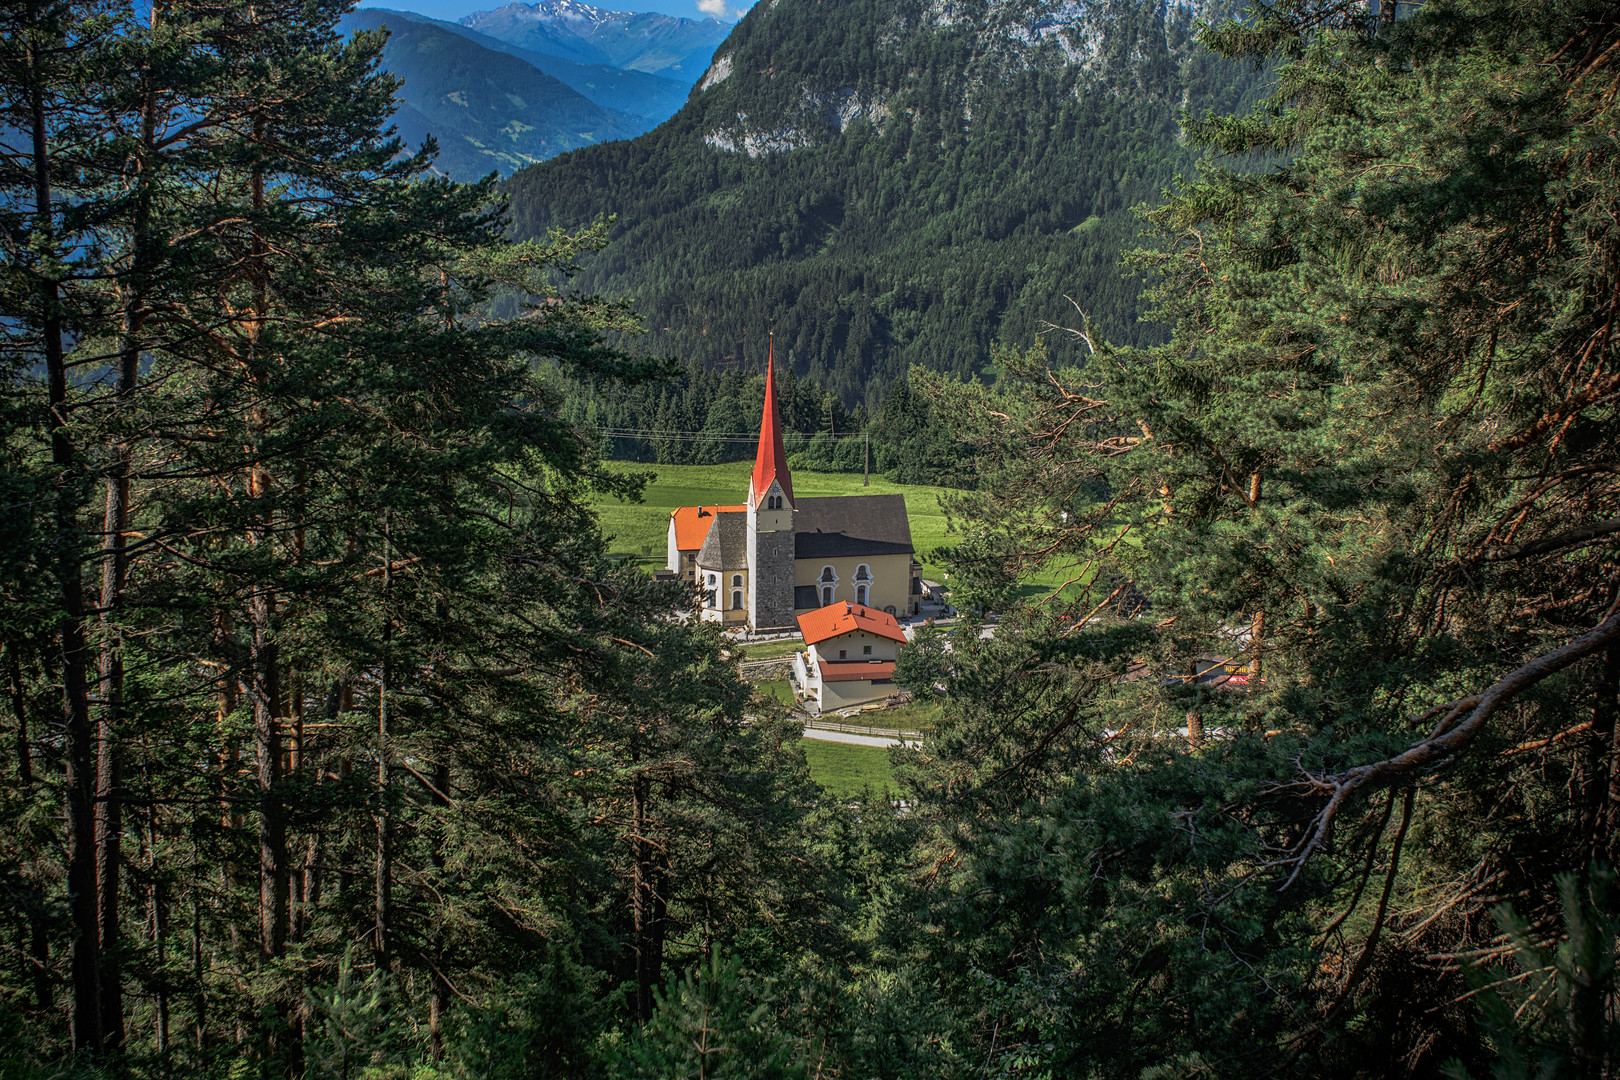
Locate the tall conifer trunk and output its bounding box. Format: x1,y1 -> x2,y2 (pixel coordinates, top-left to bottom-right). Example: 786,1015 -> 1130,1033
375,518 -> 392,973
428,760 -> 450,1061
630,772 -> 666,1022
94,24 -> 164,1044
241,105 -> 292,1069
146,815 -> 169,1057
7,645 -> 30,783
1583,640 -> 1620,863
30,36 -> 102,1054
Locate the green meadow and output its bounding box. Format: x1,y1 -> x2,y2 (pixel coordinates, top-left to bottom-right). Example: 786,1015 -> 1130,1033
591,461 -> 957,578
754,680 -> 795,705
590,460 -> 1110,605
736,638 -> 808,661
799,740 -> 896,798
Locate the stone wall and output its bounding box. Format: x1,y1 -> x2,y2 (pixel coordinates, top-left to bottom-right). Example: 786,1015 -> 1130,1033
740,658 -> 796,682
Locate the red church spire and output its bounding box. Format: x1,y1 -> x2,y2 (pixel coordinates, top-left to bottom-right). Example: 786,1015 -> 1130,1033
751,334 -> 794,508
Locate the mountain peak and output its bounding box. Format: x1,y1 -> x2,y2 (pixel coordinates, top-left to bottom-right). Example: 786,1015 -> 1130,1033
461,1 -> 733,77
469,1 -> 629,29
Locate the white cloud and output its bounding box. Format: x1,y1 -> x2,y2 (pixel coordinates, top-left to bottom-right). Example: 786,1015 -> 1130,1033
696,0 -> 733,17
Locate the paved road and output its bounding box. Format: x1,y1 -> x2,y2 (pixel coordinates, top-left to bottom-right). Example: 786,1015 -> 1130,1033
802,728 -> 919,748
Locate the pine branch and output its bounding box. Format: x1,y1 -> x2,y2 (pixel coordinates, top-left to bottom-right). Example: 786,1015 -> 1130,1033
1277,612 -> 1620,889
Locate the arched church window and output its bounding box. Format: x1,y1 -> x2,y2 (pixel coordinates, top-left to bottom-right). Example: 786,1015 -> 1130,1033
732,574 -> 743,588
821,585 -> 834,606
855,584 -> 868,606
732,590 -> 743,610
819,566 -> 836,583
854,564 -> 870,581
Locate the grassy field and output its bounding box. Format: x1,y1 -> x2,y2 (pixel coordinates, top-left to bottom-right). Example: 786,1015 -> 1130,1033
736,639 -> 808,661
860,700 -> 942,731
755,680 -> 795,705
800,740 -> 895,798
591,461 -> 957,578
591,459 -> 1117,606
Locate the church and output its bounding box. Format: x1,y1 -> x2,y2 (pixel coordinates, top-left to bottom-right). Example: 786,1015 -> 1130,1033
666,345 -> 922,633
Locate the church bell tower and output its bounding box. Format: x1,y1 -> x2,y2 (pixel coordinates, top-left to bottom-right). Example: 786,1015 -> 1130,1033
746,337 -> 797,632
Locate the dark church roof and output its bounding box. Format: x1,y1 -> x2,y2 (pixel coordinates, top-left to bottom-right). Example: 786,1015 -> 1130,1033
695,511 -> 748,570
794,495 -> 915,559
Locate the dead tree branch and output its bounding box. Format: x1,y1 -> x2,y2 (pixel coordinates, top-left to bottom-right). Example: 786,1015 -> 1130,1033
1277,612 -> 1620,889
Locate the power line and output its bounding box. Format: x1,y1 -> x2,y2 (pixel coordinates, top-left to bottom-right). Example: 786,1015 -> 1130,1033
593,428 -> 866,444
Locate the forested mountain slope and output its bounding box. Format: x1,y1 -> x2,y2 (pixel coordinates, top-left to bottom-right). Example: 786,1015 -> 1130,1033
504,0 -> 1266,405
342,9 -> 647,179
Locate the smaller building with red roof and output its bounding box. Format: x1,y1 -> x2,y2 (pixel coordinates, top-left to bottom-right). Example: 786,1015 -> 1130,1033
792,601 -> 908,712
666,504 -> 744,585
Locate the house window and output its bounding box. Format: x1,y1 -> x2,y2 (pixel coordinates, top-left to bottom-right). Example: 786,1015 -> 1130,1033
821,585 -> 833,606
839,649 -> 847,659
863,645 -> 872,655
855,584 -> 868,606
732,590 -> 743,610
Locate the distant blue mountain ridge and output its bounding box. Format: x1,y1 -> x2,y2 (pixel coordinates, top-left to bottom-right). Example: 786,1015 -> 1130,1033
459,1 -> 731,81
342,4 -> 723,180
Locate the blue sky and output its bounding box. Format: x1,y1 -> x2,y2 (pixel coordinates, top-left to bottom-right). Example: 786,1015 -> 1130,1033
356,0 -> 758,22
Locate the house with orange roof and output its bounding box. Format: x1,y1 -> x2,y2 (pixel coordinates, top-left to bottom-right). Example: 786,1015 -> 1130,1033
791,601 -> 909,711
666,338 -> 923,630
666,504 -> 743,584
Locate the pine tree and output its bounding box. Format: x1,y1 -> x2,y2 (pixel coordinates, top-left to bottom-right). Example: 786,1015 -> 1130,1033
906,0 -> 1620,1073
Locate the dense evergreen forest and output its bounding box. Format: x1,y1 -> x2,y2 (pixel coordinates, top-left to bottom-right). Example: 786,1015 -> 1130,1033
549,356 -> 980,486
4,1 -> 1620,1079
503,0 -> 1270,407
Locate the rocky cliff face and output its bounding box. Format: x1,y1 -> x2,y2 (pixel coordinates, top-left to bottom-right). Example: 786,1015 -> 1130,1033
691,0 -> 1204,158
